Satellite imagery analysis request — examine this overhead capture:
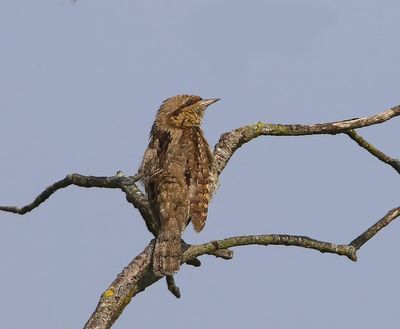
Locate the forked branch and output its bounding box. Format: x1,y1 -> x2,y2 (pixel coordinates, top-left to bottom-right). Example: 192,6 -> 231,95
213,104 -> 400,174
350,207 -> 400,250
0,173 -> 159,236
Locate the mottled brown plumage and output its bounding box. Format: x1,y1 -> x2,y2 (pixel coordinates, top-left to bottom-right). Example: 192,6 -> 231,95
140,95 -> 219,276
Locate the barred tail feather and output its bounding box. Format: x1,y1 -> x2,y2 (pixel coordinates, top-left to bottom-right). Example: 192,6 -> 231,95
153,230 -> 182,276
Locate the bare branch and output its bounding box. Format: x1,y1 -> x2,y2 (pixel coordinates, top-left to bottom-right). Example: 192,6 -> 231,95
184,235 -> 357,262
345,130 -> 400,174
0,173 -> 137,214
0,172 -> 159,236
214,104 -> 400,174
350,207 -> 400,250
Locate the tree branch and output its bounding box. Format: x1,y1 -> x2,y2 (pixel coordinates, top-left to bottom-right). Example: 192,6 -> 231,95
213,104 -> 400,174
183,235 -> 357,262
0,173 -> 138,214
345,130 -> 400,174
0,172 -> 159,236
350,207 -> 400,250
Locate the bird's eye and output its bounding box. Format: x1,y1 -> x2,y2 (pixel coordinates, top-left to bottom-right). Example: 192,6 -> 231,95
185,98 -> 197,107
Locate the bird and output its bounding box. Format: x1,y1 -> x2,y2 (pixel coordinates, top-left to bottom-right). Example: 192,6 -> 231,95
140,94 -> 219,276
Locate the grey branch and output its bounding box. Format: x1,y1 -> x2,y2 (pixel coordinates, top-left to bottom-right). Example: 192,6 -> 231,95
345,130 -> 400,174
0,172 -> 159,236
350,207 -> 400,250
0,173 -> 141,215
184,235 -> 357,262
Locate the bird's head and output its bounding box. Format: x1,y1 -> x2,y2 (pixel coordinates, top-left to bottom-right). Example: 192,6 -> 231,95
152,95 -> 220,131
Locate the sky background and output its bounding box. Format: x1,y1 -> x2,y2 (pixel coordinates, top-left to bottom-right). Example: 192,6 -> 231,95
0,1 -> 399,328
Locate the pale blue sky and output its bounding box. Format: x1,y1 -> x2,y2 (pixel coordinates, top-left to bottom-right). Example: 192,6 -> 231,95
0,1 -> 399,328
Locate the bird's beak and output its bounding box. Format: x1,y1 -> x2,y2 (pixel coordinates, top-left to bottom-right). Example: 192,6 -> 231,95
200,98 -> 220,108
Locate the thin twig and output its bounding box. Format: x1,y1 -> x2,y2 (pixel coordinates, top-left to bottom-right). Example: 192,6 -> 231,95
350,207 -> 400,250
345,130 -> 400,174
0,173 -> 159,236
0,173 -> 137,214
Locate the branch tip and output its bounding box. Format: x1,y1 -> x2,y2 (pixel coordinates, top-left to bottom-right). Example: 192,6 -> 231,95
186,258 -> 201,267
350,207 -> 400,250
345,130 -> 400,174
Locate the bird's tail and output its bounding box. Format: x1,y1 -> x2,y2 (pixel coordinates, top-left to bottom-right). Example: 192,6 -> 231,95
153,229 -> 182,276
